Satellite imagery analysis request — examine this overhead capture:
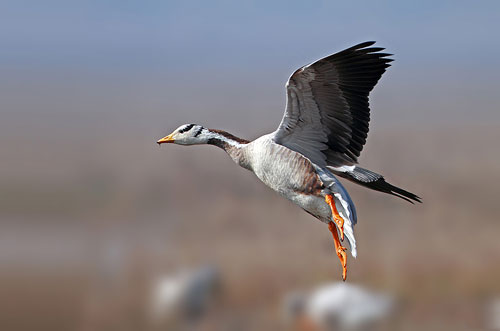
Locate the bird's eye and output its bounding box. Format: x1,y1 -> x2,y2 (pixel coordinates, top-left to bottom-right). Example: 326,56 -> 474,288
179,124 -> 195,133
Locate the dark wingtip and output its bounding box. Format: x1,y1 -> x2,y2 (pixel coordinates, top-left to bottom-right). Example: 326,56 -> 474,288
344,41 -> 377,52
391,189 -> 422,204
362,41 -> 377,47
335,167 -> 422,204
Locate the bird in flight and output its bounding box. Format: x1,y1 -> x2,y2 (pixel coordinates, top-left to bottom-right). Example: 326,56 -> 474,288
157,41 -> 421,280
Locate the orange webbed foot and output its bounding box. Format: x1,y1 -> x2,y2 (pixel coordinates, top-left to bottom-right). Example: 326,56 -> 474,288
328,221 -> 348,281
325,194 -> 345,241
337,246 -> 347,281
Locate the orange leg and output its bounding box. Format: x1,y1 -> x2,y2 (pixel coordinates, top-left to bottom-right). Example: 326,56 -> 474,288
325,194 -> 345,241
328,221 -> 347,281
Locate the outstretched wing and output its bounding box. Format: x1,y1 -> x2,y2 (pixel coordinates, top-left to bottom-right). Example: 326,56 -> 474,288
272,41 -> 393,168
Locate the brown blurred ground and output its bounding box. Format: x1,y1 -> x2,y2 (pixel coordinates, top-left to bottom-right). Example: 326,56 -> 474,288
2,119 -> 499,330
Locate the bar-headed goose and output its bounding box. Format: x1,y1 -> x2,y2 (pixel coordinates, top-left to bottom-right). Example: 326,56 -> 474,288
157,41 -> 421,280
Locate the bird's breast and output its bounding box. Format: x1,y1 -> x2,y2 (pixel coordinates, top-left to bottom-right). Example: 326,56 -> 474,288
241,138 -> 332,221
247,139 -> 324,196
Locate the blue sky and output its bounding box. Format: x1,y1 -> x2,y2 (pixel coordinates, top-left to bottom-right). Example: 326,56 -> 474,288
1,0 -> 499,132
2,0 -> 499,71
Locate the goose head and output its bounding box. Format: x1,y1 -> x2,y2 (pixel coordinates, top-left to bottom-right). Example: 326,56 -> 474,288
157,124 -> 208,145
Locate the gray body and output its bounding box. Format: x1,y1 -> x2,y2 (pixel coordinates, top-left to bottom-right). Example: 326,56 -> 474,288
231,134 -> 358,256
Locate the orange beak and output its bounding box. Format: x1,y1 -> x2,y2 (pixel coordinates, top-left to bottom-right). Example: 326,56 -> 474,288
157,133 -> 175,145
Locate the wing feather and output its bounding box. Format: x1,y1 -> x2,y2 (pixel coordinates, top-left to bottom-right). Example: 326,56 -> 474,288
272,41 -> 392,167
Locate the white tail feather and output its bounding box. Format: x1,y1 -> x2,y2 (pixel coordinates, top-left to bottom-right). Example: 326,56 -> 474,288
334,192 -> 357,258
314,165 -> 358,258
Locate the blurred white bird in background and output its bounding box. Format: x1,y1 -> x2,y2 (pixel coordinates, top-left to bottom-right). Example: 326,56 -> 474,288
149,265 -> 221,329
284,282 -> 395,331
487,297 -> 500,330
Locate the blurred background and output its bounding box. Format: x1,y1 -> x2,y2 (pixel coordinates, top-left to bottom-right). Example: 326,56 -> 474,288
1,0 -> 500,330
